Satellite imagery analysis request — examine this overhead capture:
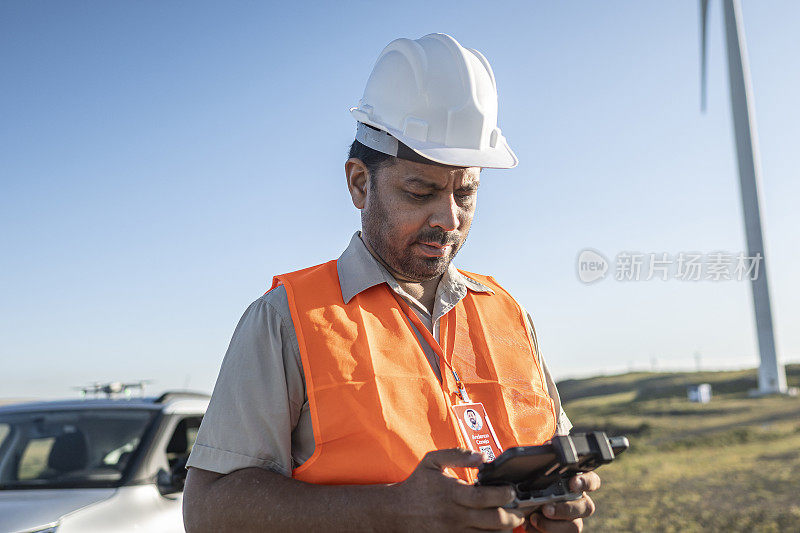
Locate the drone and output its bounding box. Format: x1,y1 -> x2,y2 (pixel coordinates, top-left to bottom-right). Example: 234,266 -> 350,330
74,380 -> 153,398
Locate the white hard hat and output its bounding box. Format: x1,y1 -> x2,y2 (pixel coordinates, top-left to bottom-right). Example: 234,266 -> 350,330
350,33 -> 518,169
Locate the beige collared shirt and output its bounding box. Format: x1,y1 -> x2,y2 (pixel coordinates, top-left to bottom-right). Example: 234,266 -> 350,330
187,232 -> 571,476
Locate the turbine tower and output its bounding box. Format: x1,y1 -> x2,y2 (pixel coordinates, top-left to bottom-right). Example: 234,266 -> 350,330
700,0 -> 787,394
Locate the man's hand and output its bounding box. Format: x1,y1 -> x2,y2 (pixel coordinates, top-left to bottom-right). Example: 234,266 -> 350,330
525,472 -> 601,533
392,448 -> 525,532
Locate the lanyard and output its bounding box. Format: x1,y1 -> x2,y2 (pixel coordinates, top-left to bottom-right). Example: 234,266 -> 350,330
388,289 -> 472,403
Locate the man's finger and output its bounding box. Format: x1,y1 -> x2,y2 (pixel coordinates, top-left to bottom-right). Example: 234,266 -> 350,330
528,515 -> 583,533
420,448 -> 484,471
568,472 -> 601,493
452,483 -> 516,509
541,495 -> 596,521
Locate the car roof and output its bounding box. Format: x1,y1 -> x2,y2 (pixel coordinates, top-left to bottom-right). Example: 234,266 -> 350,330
0,392 -> 209,415
0,398 -> 163,415
162,398 -> 209,415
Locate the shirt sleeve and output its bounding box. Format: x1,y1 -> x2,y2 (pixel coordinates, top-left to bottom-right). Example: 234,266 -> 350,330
524,311 -> 573,436
187,287 -> 306,475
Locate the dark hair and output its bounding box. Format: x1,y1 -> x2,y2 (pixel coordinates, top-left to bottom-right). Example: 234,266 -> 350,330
348,140 -> 394,189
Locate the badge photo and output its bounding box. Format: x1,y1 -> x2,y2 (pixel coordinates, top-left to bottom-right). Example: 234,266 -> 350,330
463,408 -> 483,431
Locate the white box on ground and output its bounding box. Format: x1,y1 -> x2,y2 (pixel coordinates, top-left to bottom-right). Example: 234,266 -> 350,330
688,383 -> 712,403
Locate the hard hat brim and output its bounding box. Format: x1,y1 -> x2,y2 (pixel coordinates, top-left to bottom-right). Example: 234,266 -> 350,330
351,112 -> 519,169
401,137 -> 519,169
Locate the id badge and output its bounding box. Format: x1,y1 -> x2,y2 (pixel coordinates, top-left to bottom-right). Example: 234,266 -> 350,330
450,402 -> 503,461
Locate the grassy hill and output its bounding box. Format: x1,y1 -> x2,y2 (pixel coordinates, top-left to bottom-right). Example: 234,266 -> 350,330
559,365 -> 800,532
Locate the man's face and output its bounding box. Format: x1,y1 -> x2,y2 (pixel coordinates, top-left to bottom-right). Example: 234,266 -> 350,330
361,158 -> 480,282
468,411 -> 477,425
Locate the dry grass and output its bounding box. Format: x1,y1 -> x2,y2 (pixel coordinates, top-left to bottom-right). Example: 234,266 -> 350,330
560,366 -> 800,532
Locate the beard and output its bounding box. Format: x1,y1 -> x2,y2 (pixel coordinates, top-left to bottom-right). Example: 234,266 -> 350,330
362,190 -> 468,282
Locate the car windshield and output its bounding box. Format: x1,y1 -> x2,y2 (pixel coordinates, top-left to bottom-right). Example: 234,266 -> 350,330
0,408 -> 158,489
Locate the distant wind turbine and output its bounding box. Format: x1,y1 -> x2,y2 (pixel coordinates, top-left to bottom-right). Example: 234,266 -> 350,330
699,0 -> 788,394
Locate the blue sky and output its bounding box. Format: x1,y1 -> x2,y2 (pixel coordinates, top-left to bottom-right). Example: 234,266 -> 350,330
2,1 -> 798,399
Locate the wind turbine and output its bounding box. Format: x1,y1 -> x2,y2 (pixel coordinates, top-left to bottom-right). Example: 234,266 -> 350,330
699,0 -> 788,394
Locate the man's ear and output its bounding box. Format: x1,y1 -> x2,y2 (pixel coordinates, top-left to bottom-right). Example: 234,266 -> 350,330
345,158 -> 369,209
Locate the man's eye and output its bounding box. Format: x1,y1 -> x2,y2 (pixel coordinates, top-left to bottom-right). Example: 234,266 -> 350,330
408,192 -> 432,200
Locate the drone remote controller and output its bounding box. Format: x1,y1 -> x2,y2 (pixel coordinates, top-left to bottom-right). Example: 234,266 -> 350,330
476,431 -> 629,510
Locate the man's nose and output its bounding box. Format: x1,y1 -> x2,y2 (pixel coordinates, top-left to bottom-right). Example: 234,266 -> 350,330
428,194 -> 459,232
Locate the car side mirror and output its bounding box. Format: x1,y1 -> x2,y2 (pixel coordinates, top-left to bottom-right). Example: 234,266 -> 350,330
171,458 -> 188,489
156,463 -> 187,495
156,468 -> 177,494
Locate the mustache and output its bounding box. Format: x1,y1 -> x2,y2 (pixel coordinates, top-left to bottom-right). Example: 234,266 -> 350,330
414,229 -> 460,247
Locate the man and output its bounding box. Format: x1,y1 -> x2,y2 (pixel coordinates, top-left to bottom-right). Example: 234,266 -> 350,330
184,33 -> 600,532
466,410 -> 480,431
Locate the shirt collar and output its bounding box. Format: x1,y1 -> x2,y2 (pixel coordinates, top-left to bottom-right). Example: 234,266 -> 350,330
336,231 -> 493,305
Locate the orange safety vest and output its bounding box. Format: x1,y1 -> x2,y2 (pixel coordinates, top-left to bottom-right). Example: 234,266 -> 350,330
271,259 -> 556,485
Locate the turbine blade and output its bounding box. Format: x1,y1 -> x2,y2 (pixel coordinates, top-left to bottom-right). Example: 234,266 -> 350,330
700,0 -> 710,112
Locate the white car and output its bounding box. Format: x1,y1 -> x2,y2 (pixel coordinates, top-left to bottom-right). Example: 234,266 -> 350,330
0,392 -> 208,533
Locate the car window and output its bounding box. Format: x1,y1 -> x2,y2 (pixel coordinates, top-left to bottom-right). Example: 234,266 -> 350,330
18,436 -> 55,480
102,437 -> 140,467
165,416 -> 202,470
0,409 -> 157,489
